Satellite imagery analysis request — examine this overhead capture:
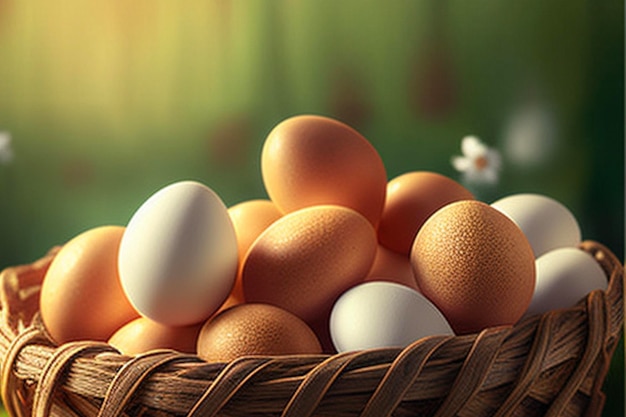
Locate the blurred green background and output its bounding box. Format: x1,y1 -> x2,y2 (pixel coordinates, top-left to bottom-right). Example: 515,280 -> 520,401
0,0 -> 623,415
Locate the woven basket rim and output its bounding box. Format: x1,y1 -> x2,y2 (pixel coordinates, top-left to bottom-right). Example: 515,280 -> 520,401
0,240 -> 623,417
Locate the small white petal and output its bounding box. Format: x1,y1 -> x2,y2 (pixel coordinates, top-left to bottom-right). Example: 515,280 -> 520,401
451,156 -> 472,172
461,136 -> 487,158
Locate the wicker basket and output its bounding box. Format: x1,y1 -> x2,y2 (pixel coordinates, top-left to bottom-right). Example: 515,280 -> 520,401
0,240 -> 622,417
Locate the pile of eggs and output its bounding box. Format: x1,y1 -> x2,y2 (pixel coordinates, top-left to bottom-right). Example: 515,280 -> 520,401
38,115 -> 609,361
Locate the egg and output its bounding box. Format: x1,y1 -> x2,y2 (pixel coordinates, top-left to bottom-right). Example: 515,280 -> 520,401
226,199 -> 282,306
196,303 -> 322,363
229,199 -> 283,262
364,244 -> 420,291
108,317 -> 202,355
242,205 -> 377,323
261,115 -> 387,227
118,180 -> 238,326
490,193 -> 582,258
378,171 -> 474,255
411,200 -> 536,334
40,226 -> 139,344
330,281 -> 454,352
524,247 -> 608,317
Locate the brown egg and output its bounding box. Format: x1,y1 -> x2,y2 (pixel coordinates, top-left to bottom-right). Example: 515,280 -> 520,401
242,205 -> 377,323
411,200 -> 535,335
108,317 -> 202,355
261,115 -> 387,227
365,244 -> 420,291
378,171 -> 474,255
40,226 -> 139,344
226,199 -> 283,306
196,303 -> 322,363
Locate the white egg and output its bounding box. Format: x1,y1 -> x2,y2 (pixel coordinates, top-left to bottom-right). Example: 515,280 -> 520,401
118,180 -> 238,326
525,247 -> 607,317
491,193 -> 581,258
329,281 -> 454,352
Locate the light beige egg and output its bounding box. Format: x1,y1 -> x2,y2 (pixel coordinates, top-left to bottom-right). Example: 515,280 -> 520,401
118,180 -> 238,326
525,247 -> 607,317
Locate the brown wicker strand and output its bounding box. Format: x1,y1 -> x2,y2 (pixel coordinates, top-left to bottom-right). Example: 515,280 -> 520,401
0,326 -> 51,417
97,350 -> 193,417
545,291 -> 607,417
492,313 -> 556,417
32,342 -> 117,417
280,350 -> 378,417
187,356 -> 273,417
280,352 -> 356,417
432,326 -> 511,417
360,335 -> 453,417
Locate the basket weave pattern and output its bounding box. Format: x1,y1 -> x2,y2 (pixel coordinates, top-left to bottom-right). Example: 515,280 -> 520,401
0,240 -> 622,417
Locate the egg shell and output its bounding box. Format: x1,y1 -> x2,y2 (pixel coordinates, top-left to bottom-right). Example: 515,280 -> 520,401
40,226 -> 139,344
108,317 -> 202,355
118,180 -> 238,326
229,199 -> 283,264
490,193 -> 581,258
226,199 -> 283,306
330,281 -> 454,352
261,115 -> 387,227
364,244 -> 420,291
378,171 -> 474,255
411,200 -> 536,335
242,204 -> 377,323
196,303 -> 322,363
525,247 -> 608,317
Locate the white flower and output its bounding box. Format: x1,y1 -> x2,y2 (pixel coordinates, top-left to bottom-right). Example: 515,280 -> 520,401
0,132 -> 14,165
451,136 -> 501,184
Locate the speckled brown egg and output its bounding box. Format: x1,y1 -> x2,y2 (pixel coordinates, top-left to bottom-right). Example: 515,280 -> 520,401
242,205 -> 377,323
261,115 -> 387,227
410,200 -> 535,335
196,303 -> 322,363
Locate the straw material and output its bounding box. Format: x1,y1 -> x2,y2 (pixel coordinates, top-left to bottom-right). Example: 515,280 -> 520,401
0,240 -> 622,417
